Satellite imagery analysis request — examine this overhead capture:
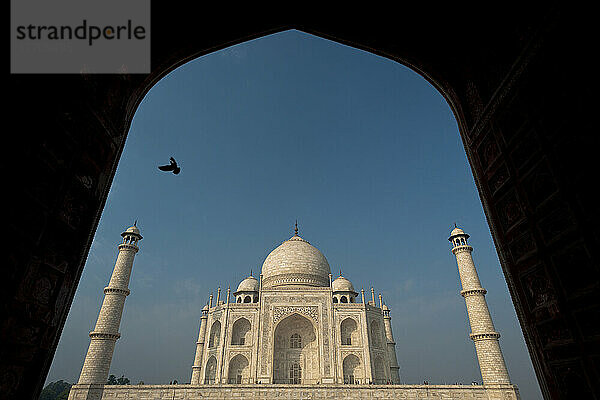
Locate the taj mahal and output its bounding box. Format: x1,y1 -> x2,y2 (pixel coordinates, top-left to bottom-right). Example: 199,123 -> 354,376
68,223 -> 521,399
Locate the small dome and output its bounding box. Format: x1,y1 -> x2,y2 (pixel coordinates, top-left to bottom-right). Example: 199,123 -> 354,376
122,224 -> 142,239
450,227 -> 464,236
202,304 -> 209,311
382,304 -> 389,311
261,234 -> 331,289
332,276 -> 355,293
235,275 -> 259,293
449,226 -> 469,241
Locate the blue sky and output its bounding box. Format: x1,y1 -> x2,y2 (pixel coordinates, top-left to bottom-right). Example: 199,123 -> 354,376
47,30 -> 542,399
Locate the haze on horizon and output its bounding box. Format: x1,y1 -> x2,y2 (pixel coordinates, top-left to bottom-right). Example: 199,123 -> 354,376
46,30 -> 542,400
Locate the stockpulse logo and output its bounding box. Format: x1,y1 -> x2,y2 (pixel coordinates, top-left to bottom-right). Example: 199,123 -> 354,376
11,0 -> 150,73
15,19 -> 147,46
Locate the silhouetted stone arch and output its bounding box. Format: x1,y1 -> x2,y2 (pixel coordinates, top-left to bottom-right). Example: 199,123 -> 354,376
8,11 -> 598,400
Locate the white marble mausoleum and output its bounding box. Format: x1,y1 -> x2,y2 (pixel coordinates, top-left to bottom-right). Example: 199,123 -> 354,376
189,224 -> 400,386
68,223 -> 521,399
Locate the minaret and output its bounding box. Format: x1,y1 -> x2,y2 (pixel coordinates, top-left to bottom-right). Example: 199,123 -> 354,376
382,302 -> 400,384
191,304 -> 209,384
77,223 -> 142,385
449,226 -> 510,385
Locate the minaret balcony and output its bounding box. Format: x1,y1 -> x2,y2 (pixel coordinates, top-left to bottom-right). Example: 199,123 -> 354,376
469,332 -> 501,341
460,288 -> 487,297
88,331 -> 121,340
103,287 -> 130,296
451,245 -> 473,254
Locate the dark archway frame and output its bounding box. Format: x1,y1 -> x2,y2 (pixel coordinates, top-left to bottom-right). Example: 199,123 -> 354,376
6,5 -> 598,400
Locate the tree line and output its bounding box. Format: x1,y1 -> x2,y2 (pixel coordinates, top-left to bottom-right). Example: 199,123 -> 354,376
39,375 -> 132,400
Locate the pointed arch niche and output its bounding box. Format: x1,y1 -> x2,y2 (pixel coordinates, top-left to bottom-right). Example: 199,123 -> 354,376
208,321 -> 221,348
343,354 -> 363,384
228,354 -> 250,384
340,317 -> 360,347
204,356 -> 217,384
231,318 -> 251,346
272,313 -> 319,384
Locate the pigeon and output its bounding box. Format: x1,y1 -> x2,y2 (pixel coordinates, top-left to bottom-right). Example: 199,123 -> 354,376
158,157 -> 181,175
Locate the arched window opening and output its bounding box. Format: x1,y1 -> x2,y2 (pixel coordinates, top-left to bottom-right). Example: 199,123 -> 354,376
244,296 -> 251,303
290,333 -> 301,349
370,321 -> 382,348
343,354 -> 361,384
289,362 -> 301,384
208,321 -> 221,348
253,296 -> 258,303
341,318 -> 359,346
231,318 -> 251,346
333,297 -> 338,303
372,355 -> 386,384
227,354 -> 249,384
204,356 -> 217,384
341,296 -> 348,303
236,297 -> 242,303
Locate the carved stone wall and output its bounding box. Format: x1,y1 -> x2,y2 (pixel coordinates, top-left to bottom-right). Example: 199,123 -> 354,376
258,292 -> 331,382
68,383 -> 521,400
336,311 -> 367,379
198,304 -> 259,384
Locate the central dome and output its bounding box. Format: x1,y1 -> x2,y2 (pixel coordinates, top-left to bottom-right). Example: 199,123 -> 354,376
261,234 -> 331,289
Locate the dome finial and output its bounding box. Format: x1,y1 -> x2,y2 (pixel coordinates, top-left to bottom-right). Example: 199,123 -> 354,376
294,220 -> 299,236
339,268 -> 342,277
250,268 -> 253,277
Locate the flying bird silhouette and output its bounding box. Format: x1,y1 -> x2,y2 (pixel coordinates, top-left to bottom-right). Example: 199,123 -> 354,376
158,157 -> 181,175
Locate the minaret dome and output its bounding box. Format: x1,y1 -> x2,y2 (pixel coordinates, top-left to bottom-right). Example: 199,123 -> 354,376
449,225 -> 469,248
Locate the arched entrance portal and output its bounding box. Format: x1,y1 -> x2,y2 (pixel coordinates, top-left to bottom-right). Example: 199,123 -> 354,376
343,354 -> 363,384
272,313 -> 319,384
228,354 -> 250,384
